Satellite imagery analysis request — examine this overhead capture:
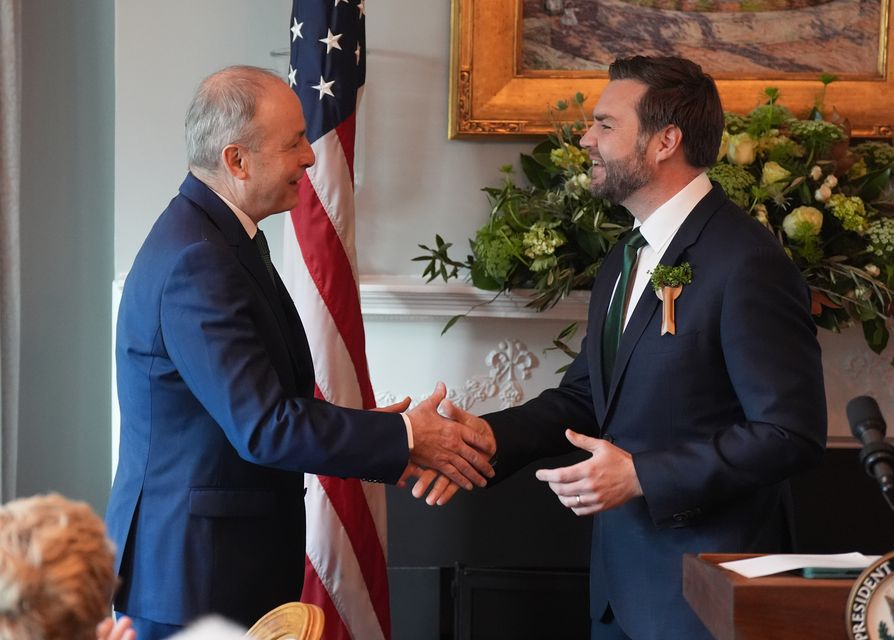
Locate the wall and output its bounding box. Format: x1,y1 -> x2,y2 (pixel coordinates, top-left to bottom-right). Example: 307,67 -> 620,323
114,0 -> 291,274
17,0 -> 115,510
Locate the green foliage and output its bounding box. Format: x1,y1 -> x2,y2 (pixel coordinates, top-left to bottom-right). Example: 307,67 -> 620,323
544,322 -> 581,373
650,263 -> 693,291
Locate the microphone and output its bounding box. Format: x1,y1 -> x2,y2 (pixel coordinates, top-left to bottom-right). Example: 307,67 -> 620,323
847,395 -> 894,511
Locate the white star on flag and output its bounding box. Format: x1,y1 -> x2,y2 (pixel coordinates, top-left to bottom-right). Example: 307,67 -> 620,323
288,65 -> 297,87
357,0 -> 366,17
319,29 -> 343,54
291,17 -> 303,41
312,76 -> 335,99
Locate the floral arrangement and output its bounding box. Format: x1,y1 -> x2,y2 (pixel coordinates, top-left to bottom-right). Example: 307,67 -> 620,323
416,85 -> 894,356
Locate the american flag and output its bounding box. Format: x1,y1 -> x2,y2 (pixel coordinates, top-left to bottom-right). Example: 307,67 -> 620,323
282,1 -> 391,639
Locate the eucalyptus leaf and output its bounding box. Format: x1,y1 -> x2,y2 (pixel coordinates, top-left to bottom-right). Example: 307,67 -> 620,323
469,260 -> 502,291
857,168 -> 891,203
441,315 -> 462,335
520,154 -> 552,190
862,317 -> 889,354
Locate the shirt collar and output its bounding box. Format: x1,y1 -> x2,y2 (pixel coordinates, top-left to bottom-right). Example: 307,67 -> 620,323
209,188 -> 258,239
636,172 -> 712,252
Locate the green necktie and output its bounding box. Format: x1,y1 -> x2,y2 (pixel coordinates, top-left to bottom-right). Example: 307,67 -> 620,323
602,228 -> 648,387
254,229 -> 276,284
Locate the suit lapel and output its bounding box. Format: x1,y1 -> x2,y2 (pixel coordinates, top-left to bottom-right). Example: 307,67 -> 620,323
232,233 -> 313,388
178,174 -> 311,384
270,269 -> 314,384
603,185 -> 726,409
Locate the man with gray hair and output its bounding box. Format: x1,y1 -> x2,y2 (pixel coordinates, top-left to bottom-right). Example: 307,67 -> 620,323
106,65 -> 496,639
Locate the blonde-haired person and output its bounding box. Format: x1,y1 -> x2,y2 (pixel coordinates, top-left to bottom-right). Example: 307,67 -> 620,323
0,493 -> 134,640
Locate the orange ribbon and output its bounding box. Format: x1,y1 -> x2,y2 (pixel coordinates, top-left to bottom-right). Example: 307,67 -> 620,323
658,285 -> 683,335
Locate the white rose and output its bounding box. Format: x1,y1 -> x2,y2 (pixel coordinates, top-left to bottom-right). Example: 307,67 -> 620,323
782,206 -> 823,239
824,174 -> 839,188
727,133 -> 757,166
866,263 -> 881,277
761,161 -> 790,186
809,165 -> 822,181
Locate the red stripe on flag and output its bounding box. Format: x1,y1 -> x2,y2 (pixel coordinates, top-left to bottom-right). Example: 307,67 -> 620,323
290,188 -> 375,408
301,559 -> 353,640
334,114 -> 356,184
319,475 -> 391,638
290,5 -> 389,639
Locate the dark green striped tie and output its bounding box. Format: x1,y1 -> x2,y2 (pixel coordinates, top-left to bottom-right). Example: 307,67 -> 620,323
602,228 -> 648,388
254,229 -> 276,284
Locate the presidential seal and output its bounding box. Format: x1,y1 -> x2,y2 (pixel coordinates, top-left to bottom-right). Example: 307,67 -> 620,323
848,552 -> 894,640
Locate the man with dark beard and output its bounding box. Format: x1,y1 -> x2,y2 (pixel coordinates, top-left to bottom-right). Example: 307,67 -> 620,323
407,56 -> 826,639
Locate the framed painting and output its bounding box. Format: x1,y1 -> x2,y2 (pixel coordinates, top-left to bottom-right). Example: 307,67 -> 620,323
448,0 -> 894,138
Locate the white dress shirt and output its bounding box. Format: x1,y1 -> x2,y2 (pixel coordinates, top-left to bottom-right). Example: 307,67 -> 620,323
617,173 -> 713,328
210,188 -> 259,239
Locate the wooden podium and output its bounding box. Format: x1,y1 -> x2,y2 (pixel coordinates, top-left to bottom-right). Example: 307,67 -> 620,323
683,554 -> 853,640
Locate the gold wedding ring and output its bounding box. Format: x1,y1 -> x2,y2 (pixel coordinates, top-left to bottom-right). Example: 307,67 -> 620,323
575,495 -> 581,507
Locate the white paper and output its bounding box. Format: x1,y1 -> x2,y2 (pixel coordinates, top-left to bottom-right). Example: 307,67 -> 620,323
718,552 -> 881,578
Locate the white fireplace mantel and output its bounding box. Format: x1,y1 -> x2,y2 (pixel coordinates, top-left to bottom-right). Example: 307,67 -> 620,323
359,275 -> 589,321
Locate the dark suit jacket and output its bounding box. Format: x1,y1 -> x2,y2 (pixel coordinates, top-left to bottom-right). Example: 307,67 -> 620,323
106,173 -> 408,627
484,185 -> 827,639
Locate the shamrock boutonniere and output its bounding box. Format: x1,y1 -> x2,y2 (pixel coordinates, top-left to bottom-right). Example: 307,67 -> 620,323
649,263 -> 693,336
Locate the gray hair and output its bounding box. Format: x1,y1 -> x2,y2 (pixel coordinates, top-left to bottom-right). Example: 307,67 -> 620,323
185,65 -> 283,172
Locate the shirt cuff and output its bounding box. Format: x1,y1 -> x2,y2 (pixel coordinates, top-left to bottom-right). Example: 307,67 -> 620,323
401,412 -> 414,451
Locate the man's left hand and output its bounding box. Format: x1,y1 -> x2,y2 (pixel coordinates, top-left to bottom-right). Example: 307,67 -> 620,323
535,429 -> 642,516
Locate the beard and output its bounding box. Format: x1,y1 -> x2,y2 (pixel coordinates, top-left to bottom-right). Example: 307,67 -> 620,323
589,137 -> 653,204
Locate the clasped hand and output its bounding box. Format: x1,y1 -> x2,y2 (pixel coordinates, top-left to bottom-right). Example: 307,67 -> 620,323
399,399 -> 643,513
396,394 -> 495,506
379,382 -> 496,494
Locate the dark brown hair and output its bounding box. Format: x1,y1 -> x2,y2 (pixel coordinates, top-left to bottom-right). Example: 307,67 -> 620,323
608,56 -> 724,169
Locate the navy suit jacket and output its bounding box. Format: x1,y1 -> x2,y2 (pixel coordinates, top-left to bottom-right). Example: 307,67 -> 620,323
484,185 -> 827,639
106,174 -> 408,627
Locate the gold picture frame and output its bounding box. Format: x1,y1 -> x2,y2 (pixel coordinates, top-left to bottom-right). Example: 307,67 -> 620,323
449,0 -> 894,139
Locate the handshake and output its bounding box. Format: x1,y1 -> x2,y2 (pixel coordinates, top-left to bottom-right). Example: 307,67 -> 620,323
382,381 -> 496,507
